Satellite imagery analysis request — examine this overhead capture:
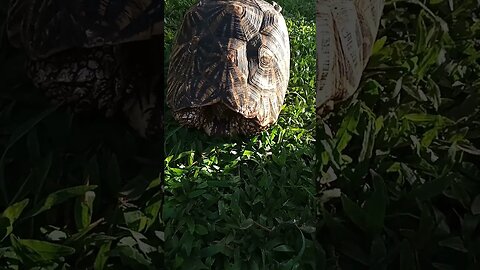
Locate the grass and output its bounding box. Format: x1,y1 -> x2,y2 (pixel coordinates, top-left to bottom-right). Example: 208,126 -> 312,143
164,0 -> 317,269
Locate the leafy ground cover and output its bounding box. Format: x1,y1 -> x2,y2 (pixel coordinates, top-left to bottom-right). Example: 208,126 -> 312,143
0,2 -> 163,269
316,0 -> 480,269
164,0 -> 317,269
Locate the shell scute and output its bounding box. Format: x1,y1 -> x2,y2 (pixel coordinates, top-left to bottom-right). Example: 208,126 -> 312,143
167,0 -> 290,136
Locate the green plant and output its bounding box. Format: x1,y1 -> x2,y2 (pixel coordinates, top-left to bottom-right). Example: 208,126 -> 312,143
316,0 -> 480,269
164,0 -> 317,269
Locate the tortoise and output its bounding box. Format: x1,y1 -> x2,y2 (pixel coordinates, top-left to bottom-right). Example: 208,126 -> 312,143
167,0 -> 290,136
6,0 -> 164,138
316,0 -> 384,118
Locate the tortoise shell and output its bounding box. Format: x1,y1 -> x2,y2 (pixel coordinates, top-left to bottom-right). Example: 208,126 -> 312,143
167,0 -> 290,136
316,0 -> 384,118
7,0 -> 162,59
7,0 -> 163,138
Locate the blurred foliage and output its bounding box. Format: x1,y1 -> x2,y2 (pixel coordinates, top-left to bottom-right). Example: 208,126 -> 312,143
0,1 -> 163,269
164,0 -> 317,269
316,0 -> 480,269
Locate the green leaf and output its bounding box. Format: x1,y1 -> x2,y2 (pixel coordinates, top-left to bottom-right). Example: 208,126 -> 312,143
187,189 -> 207,198
10,234 -> 75,265
392,76 -> 403,97
447,181 -> 470,208
74,191 -> 95,230
27,185 -> 97,218
457,142 -> 480,156
462,215 -> 480,244
144,197 -> 161,230
94,241 -> 112,270
364,170 -> 387,235
403,114 -> 438,123
180,256 -> 210,270
200,244 -> 229,258
426,77 -> 441,110
359,119 -> 375,162
1,199 -> 29,224
408,176 -> 450,201
128,230 -> 156,256
414,204 -> 434,249
113,245 -> 153,270
0,217 -> 9,242
0,105 -> 59,204
0,199 -> 29,241
471,195 -> 480,215
195,224 -> 208,235
438,237 -> 467,253
414,10 -> 427,55
374,116 -> 384,136
179,231 -> 194,256
67,218 -> 104,244
421,128 -> 438,148
324,213 -> 369,265
341,195 -> 366,232
372,36 -> 387,55
273,244 -> 295,252
336,103 -> 361,152
417,45 -> 441,79
146,177 -> 161,191
240,218 -> 254,229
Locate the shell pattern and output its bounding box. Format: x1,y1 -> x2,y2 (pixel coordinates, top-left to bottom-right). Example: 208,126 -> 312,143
167,0 -> 290,136
316,0 -> 384,118
7,0 -> 163,59
6,0 -> 164,138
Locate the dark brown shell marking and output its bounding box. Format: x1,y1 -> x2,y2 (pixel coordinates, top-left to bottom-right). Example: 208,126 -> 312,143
7,0 -> 163,59
167,0 -> 290,136
6,1 -> 164,138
